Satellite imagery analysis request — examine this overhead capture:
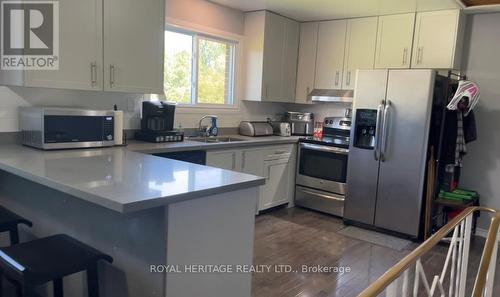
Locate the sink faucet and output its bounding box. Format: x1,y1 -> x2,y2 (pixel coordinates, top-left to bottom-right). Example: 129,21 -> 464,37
198,115 -> 219,137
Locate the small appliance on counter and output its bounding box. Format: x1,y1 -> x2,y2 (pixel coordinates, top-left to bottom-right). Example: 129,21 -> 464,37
270,122 -> 291,137
295,116 -> 351,217
20,107 -> 115,150
135,101 -> 183,143
284,112 -> 314,136
113,104 -> 124,146
239,121 -> 274,137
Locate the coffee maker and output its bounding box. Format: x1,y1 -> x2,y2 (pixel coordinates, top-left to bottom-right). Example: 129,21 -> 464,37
135,101 -> 184,143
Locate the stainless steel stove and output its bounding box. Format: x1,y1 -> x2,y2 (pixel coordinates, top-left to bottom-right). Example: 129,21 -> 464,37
295,116 -> 352,217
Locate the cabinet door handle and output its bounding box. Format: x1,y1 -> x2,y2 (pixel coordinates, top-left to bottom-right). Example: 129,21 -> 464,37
347,71 -> 351,86
334,71 -> 340,87
232,152 -> 236,170
110,64 -> 115,87
241,151 -> 246,169
417,47 -> 423,65
306,86 -> 310,99
402,48 -> 408,65
90,62 -> 97,86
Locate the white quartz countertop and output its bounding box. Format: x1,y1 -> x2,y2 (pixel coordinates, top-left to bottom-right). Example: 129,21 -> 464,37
0,143 -> 271,213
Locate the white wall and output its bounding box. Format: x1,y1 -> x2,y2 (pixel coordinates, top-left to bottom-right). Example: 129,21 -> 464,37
460,13 -> 500,228
0,87 -> 145,132
165,0 -> 244,35
0,0 -> 347,133
0,0 -> 285,132
0,84 -> 290,132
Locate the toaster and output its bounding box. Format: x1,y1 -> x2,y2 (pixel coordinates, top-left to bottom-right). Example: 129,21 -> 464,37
271,122 -> 291,137
239,121 -> 274,137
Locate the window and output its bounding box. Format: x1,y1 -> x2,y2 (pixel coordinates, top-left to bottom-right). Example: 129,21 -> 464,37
162,28 -> 236,106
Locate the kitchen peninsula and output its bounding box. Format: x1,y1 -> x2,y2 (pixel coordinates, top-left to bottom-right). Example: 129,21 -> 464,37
0,144 -> 265,297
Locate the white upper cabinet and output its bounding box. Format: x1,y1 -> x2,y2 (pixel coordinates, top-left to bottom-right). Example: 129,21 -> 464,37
261,12 -> 286,101
342,17 -> 378,90
2,0 -> 164,93
243,11 -> 299,102
103,0 -> 164,93
375,13 -> 415,69
412,9 -> 463,69
295,22 -> 318,104
25,0 -> 103,90
314,20 -> 347,90
281,17 -> 300,101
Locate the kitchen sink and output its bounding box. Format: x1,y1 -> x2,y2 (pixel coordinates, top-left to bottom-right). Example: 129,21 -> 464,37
187,136 -> 247,143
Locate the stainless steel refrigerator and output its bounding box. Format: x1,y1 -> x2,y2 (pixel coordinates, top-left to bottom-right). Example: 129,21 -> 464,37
344,69 -> 437,238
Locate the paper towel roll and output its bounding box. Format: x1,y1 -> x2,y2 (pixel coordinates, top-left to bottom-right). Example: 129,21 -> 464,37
114,110 -> 124,145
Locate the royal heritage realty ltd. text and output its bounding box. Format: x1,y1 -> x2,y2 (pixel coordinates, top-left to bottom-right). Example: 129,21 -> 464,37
150,264 -> 352,274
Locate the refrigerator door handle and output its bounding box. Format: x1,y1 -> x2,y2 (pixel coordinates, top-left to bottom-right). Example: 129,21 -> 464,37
373,101 -> 385,161
380,100 -> 392,162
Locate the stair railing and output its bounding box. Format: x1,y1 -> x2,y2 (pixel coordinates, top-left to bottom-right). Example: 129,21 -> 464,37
357,207 -> 499,297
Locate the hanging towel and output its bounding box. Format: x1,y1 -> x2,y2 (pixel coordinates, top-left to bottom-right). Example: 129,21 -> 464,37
463,110 -> 477,143
455,112 -> 466,167
447,80 -> 480,116
447,80 -> 479,167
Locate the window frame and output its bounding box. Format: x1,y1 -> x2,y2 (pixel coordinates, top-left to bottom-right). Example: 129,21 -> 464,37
163,25 -> 238,109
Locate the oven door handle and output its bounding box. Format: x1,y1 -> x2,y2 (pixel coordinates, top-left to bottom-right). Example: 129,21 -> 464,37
299,188 -> 345,202
300,143 -> 349,155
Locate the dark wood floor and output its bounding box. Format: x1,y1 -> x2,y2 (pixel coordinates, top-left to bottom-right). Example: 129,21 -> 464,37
252,207 -> 500,297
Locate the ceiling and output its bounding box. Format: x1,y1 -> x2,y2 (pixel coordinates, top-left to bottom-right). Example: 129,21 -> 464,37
209,0 -> 464,21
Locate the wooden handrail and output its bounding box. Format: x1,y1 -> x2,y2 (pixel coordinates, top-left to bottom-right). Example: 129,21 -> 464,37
357,206 -> 498,297
471,211 -> 500,297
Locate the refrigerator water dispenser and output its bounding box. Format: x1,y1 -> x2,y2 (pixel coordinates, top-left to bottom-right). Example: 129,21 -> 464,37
353,109 -> 377,149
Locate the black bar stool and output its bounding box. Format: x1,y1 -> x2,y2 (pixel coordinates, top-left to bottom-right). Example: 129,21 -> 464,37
0,206 -> 32,245
0,234 -> 113,297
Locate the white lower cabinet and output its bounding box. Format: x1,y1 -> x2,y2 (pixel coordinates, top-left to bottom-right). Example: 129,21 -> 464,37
206,144 -> 296,212
206,150 -> 239,171
261,158 -> 291,210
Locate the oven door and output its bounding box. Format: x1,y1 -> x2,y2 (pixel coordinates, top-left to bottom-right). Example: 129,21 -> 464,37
296,142 -> 348,194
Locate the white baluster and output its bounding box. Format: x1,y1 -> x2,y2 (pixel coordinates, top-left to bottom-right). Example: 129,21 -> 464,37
415,260 -> 432,296
455,221 -> 465,297
450,227 -> 458,297
386,280 -> 398,297
414,260 -> 420,297
458,215 -> 473,297
402,269 -> 409,297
